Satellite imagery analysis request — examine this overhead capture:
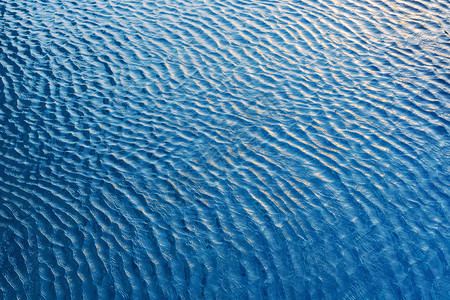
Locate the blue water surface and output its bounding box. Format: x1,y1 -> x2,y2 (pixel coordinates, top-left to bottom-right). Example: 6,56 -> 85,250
0,0 -> 449,298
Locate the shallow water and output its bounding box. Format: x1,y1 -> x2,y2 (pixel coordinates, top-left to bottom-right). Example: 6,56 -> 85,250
1,0 -> 449,298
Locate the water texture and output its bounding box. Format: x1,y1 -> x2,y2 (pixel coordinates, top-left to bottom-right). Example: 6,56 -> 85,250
1,0 -> 449,298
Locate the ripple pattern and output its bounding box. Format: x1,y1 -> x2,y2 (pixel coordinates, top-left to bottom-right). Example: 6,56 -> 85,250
1,0 -> 449,298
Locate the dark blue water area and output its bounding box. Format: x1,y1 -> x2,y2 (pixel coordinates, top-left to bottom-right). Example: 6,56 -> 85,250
0,0 -> 449,298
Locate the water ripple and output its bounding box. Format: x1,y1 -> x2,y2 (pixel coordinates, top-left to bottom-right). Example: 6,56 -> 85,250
1,0 -> 449,298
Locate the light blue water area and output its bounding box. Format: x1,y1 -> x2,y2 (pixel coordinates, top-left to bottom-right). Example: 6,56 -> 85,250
0,0 -> 449,298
